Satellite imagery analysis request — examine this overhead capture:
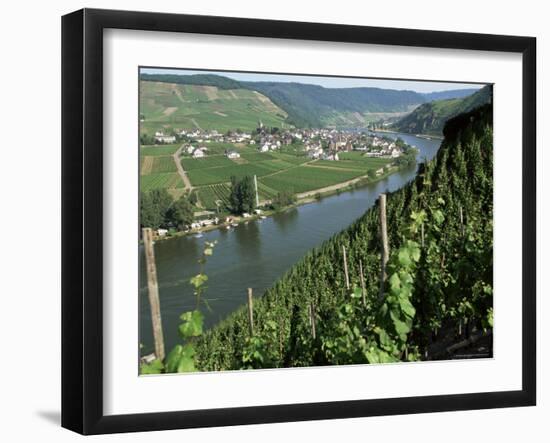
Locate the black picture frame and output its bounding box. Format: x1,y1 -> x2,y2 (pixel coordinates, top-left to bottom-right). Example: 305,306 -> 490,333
62,8 -> 536,435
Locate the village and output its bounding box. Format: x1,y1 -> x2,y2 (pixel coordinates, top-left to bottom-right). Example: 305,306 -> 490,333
145,121 -> 417,241
152,120 -> 407,162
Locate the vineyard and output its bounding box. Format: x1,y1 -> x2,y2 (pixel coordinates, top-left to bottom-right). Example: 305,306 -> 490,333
196,184 -> 231,210
151,156 -> 177,173
140,144 -> 180,156
187,160 -> 295,186
140,172 -> 184,191
259,166 -> 365,194
185,104 -> 494,371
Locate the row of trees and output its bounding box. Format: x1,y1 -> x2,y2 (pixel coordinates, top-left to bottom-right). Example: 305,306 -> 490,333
140,189 -> 194,230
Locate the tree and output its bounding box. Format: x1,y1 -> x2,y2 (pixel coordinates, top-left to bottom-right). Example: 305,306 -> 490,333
140,191 -> 162,229
139,189 -> 173,229
171,195 -> 194,229
270,190 -> 297,210
229,175 -> 256,214
239,176 -> 256,214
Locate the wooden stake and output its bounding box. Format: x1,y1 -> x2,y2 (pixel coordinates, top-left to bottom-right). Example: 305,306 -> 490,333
378,194 -> 389,301
359,259 -> 367,307
142,228 -> 165,361
342,245 -> 350,290
309,303 -> 316,340
247,288 -> 254,336
459,206 -> 465,237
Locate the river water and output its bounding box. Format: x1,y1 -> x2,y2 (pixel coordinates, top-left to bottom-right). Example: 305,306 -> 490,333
139,132 -> 442,354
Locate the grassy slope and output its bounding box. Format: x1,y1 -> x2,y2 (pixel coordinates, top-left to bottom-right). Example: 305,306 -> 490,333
392,85 -> 492,135
140,81 -> 289,134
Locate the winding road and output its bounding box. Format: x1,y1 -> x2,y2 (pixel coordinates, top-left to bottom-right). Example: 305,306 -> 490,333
173,144 -> 192,191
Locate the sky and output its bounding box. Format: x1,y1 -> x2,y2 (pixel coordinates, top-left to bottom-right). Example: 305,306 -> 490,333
140,67 -> 485,94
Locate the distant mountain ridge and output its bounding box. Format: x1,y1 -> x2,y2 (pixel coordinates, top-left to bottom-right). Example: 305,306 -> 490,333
420,88 -> 479,101
140,73 -> 489,130
241,81 -> 425,127
392,86 -> 492,135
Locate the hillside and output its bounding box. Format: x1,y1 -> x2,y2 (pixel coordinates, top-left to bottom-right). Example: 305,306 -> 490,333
139,80 -> 289,134
420,88 -> 479,101
243,81 -> 425,127
194,104 -> 493,370
392,85 -> 492,135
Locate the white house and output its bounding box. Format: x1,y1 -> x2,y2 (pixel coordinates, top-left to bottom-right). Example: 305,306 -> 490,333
154,131 -> 176,144
186,145 -> 195,154
193,148 -> 206,158
226,150 -> 240,159
260,143 -> 270,153
156,228 -> 168,237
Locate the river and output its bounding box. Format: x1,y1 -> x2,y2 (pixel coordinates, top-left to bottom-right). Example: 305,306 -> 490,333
139,132 -> 442,355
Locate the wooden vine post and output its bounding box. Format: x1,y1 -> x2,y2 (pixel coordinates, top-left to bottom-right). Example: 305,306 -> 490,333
342,245 -> 350,290
308,302 -> 317,340
142,227 -> 165,361
247,288 -> 254,336
378,193 -> 389,301
421,222 -> 425,248
459,206 -> 465,237
359,259 -> 367,307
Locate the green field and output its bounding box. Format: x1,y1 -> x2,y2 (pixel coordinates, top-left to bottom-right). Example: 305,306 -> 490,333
240,152 -> 275,162
181,156 -> 235,170
259,166 -> 365,194
140,81 -> 290,135
311,156 -> 391,171
197,184 -> 231,209
151,156 -> 177,173
140,173 -> 184,191
187,161 -> 295,186
140,144 -> 180,156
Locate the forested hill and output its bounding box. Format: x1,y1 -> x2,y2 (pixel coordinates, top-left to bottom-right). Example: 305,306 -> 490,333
242,82 -> 425,127
194,104 -> 493,370
392,85 -> 492,135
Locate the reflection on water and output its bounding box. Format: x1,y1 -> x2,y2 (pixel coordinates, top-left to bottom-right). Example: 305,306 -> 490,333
139,133 -> 441,354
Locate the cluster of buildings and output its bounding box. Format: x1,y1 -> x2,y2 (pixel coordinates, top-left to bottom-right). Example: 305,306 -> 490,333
152,121 -> 406,161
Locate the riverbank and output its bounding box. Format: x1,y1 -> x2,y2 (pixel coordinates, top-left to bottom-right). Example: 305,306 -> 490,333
151,163 -> 403,243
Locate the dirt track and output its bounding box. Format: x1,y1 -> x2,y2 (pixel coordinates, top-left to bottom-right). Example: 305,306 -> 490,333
173,145 -> 192,191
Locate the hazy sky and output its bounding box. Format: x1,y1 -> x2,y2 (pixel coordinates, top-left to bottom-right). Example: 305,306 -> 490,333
141,67 -> 485,93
